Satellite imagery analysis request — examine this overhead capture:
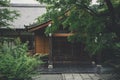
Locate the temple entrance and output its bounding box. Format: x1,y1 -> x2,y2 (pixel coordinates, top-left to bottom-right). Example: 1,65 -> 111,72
52,37 -> 91,65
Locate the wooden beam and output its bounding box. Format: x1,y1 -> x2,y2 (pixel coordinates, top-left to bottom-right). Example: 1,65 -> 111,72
53,33 -> 74,37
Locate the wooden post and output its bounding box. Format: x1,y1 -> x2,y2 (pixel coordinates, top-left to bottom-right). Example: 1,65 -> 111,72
48,33 -> 53,69
71,43 -> 74,58
48,23 -> 53,69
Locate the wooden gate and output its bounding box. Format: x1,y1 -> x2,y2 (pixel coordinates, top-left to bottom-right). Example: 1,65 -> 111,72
52,37 -> 91,64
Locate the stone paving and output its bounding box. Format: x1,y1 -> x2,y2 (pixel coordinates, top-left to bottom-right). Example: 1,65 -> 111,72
32,64 -> 115,80
32,73 -> 111,80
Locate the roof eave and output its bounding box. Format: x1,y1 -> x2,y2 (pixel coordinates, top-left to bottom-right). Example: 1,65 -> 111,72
27,20 -> 52,32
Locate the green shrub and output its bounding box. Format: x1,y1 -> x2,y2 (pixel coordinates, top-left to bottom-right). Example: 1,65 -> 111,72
0,40 -> 42,80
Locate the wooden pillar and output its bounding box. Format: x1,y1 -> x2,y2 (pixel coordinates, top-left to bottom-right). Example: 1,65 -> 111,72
48,33 -> 53,69
97,53 -> 102,64
71,43 -> 74,57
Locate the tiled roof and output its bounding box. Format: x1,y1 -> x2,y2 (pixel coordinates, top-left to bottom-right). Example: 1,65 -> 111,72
10,3 -> 45,7
26,20 -> 52,32
8,4 -> 46,29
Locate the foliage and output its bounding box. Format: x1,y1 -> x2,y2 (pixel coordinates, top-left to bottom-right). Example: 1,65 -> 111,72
36,0 -> 120,55
36,1 -> 120,76
0,38 -> 42,80
0,0 -> 19,27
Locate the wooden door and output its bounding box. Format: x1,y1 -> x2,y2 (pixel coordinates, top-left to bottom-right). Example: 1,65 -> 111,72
52,37 -> 90,64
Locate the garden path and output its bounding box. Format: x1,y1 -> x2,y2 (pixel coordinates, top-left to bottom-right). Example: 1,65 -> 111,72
32,73 -> 110,80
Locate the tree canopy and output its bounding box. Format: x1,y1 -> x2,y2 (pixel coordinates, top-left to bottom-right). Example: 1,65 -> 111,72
36,0 -> 120,56
0,0 -> 19,28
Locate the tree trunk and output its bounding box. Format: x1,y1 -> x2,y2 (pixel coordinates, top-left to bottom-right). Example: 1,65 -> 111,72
104,0 -> 120,37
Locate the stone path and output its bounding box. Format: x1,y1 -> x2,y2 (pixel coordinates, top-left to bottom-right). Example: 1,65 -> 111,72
32,73 -> 111,80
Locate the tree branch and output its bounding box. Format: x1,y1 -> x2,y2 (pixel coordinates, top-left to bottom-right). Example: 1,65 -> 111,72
104,0 -> 116,23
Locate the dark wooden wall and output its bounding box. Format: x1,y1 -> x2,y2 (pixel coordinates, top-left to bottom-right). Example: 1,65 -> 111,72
52,37 -> 91,64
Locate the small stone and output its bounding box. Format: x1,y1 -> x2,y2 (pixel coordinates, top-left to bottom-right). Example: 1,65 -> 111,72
48,64 -> 53,69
